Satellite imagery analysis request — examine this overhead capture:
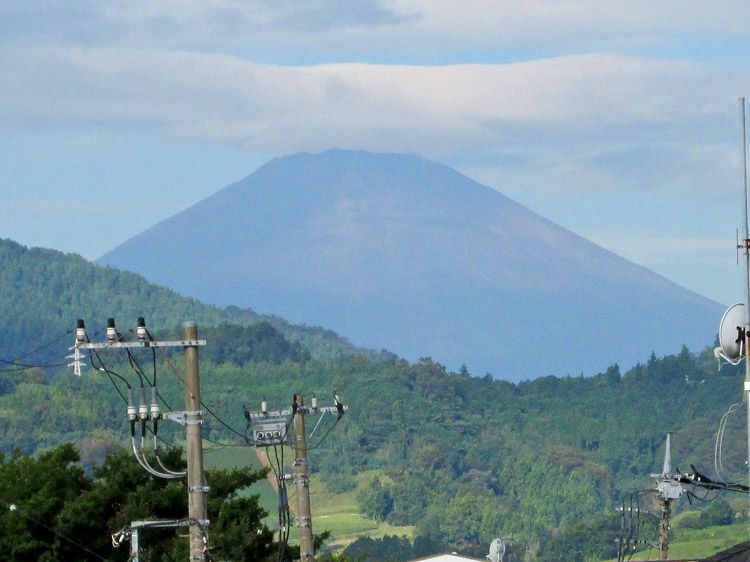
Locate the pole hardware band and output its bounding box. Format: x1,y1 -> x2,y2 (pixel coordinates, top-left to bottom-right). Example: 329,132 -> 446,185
162,410 -> 204,426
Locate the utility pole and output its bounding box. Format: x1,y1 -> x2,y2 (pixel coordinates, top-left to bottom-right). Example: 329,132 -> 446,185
293,395 -> 314,561
658,499 -> 670,561
183,321 -> 208,561
651,433 -> 683,561
244,394 -> 347,562
72,318 -> 209,561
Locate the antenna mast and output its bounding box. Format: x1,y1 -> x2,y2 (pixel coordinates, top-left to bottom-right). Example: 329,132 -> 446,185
741,96 -> 750,538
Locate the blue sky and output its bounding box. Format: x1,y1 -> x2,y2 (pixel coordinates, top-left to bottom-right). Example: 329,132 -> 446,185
2,1 -> 750,306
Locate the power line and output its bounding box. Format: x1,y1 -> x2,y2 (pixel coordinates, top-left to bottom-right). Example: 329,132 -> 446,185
87,349 -> 130,404
157,347 -> 248,441
0,330 -> 72,364
5,502 -> 113,562
202,436 -> 248,449
88,339 -> 244,452
305,417 -> 341,452
0,361 -> 70,372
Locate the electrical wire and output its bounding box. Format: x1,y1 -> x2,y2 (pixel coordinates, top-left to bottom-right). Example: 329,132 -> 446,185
715,395 -> 747,480
131,436 -> 183,479
200,401 -> 248,440
144,328 -> 159,385
305,417 -> 341,451
125,348 -> 148,390
617,489 -> 657,562
270,443 -> 291,562
5,501 -> 113,562
89,345 -> 185,478
158,347 -> 248,440
202,436 -> 248,448
0,329 -> 72,364
88,348 -> 130,404
151,424 -> 187,477
0,361 -> 70,372
0,358 -> 70,368
101,342 -> 243,474
134,343 -> 250,470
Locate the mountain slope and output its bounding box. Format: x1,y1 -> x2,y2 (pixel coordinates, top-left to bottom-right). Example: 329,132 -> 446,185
99,149 -> 723,379
0,238 -> 366,363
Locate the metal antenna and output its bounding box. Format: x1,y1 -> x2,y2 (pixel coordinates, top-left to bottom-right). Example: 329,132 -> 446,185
740,96 -> 750,538
662,432 -> 672,475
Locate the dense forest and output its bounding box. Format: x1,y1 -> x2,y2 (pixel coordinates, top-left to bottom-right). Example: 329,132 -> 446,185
0,444 -> 277,561
0,238 -> 380,364
1,238 -> 746,561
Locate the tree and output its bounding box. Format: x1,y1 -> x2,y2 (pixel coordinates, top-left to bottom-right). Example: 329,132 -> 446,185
700,499 -> 734,527
0,444 -> 274,561
357,478 -> 393,522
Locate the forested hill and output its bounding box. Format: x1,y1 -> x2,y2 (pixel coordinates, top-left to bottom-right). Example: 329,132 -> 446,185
0,238 -> 378,364
0,331 -> 744,559
1,236 -> 746,560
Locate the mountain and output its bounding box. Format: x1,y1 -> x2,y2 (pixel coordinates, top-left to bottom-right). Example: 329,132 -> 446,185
99,149 -> 723,380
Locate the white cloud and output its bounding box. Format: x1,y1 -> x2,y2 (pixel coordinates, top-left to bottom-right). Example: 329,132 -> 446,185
1,44 -> 745,196
385,1 -> 750,43
3,2 -> 749,62
3,2 -> 748,304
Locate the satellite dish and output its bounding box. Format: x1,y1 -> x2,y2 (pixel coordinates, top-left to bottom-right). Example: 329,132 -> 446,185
718,303 -> 746,360
487,538 -> 506,562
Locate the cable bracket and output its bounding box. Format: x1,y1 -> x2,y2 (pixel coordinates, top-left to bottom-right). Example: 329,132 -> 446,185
163,410 -> 203,426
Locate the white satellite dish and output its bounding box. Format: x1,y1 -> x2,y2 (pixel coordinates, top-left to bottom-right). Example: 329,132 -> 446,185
718,303 -> 746,361
487,538 -> 506,562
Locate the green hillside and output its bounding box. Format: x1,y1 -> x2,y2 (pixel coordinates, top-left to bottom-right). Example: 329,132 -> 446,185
1,238 -> 747,560
0,238 -> 379,363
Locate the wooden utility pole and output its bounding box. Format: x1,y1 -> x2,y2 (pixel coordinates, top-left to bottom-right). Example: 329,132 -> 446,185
293,395 -> 314,561
183,321 -> 208,561
72,318 -> 209,560
244,395 -> 346,562
658,499 -> 670,560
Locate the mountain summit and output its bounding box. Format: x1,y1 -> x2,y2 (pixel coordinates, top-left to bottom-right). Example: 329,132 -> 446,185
99,149 -> 721,380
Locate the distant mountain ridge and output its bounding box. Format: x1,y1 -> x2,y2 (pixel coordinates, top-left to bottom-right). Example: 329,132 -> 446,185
99,149 -> 722,380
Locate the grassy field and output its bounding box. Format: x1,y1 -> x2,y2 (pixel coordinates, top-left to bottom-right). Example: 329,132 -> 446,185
206,445 -> 750,559
666,521 -> 748,560
605,519 -> 749,561
203,444 -> 279,515
203,445 -> 413,550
